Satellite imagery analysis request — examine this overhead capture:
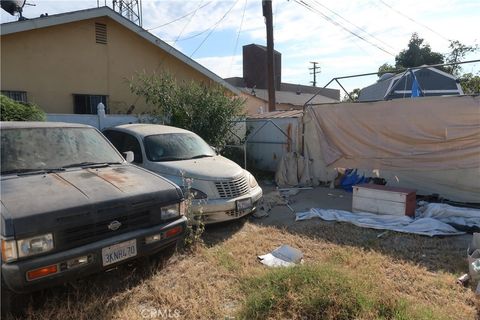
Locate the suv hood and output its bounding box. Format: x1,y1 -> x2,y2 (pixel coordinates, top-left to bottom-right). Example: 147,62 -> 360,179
0,165 -> 182,236
148,155 -> 244,180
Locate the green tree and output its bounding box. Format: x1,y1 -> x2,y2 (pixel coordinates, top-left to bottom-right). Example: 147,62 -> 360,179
130,72 -> 245,147
0,95 -> 46,121
377,63 -> 396,77
459,72 -> 480,94
342,88 -> 361,102
395,33 -> 444,68
377,33 -> 444,75
444,40 -> 478,76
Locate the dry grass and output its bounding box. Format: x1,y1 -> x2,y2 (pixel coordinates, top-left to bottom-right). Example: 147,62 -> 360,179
15,222 -> 479,320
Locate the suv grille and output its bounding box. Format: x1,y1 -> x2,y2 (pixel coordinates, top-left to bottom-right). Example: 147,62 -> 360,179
215,176 -> 249,198
56,211 -> 151,248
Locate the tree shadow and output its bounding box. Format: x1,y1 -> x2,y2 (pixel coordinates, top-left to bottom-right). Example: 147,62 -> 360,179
201,216 -> 249,247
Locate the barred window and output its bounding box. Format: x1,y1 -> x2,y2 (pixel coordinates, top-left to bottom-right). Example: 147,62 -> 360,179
1,91 -> 27,103
73,94 -> 109,114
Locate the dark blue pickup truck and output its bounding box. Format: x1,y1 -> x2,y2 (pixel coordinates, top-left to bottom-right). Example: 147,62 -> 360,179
0,122 -> 187,314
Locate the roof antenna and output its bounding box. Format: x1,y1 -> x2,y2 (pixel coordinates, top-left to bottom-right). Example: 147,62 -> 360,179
112,0 -> 143,27
1,0 -> 35,21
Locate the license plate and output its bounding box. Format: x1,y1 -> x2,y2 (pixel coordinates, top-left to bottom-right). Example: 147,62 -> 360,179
102,239 -> 137,267
236,198 -> 252,211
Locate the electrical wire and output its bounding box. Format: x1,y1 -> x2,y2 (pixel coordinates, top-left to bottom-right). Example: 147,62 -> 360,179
146,2 -> 212,31
293,0 -> 395,56
311,0 -> 397,51
377,0 -> 450,42
189,0 -> 240,58
131,1 -> 207,106
228,0 -> 247,76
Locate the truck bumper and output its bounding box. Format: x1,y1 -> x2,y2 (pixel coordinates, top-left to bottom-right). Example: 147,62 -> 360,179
2,217 -> 187,294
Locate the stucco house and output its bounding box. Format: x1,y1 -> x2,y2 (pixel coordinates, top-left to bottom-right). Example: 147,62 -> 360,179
0,6 -> 240,114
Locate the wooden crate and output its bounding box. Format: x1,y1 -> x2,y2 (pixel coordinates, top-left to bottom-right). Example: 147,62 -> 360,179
352,184 -> 416,217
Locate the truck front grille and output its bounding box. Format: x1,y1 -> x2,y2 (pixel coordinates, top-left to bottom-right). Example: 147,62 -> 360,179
56,211 -> 151,248
214,176 -> 249,198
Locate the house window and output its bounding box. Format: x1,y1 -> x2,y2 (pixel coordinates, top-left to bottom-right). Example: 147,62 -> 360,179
95,22 -> 107,44
73,94 -> 109,114
2,91 -> 27,103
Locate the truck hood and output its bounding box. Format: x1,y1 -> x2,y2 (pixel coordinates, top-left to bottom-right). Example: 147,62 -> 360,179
0,165 -> 182,236
148,155 -> 245,180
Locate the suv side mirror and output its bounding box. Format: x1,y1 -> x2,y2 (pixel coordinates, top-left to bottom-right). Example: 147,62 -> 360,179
211,146 -> 219,155
123,151 -> 134,163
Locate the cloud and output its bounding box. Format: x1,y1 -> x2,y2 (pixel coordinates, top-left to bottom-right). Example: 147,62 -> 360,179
194,54 -> 243,78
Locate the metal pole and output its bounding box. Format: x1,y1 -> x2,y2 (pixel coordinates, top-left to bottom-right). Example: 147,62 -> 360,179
263,0 -> 276,111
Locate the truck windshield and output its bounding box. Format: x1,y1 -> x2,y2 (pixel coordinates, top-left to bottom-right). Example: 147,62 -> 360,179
1,127 -> 124,174
144,132 -> 215,162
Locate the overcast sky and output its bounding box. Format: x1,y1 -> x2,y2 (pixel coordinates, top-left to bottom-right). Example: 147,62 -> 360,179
2,0 -> 479,94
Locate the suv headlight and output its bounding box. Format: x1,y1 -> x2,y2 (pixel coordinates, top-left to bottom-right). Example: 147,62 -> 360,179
248,173 -> 258,188
180,187 -> 208,200
161,203 -> 181,219
2,233 -> 54,262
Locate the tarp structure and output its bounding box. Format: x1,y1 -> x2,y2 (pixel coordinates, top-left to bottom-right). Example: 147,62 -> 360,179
277,95 -> 480,202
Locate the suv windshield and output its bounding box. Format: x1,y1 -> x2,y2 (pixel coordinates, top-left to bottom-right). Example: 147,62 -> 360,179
144,132 -> 215,162
1,127 -> 124,174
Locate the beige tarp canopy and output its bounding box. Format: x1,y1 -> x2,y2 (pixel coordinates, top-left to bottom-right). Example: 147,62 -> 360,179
277,95 -> 480,202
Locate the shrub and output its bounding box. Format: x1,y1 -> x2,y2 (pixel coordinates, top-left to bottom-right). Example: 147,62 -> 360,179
130,72 -> 245,148
0,95 -> 46,121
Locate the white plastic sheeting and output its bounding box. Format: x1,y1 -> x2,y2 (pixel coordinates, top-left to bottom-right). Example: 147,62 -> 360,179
417,203 -> 480,228
296,208 -> 465,236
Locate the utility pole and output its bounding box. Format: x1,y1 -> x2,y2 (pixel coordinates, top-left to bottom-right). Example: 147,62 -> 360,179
309,62 -> 321,87
262,0 -> 276,112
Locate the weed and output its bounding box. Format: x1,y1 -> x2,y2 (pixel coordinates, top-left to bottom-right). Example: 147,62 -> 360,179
180,173 -> 205,250
239,263 -> 444,320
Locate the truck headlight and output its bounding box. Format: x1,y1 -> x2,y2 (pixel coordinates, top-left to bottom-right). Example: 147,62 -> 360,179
161,203 -> 181,219
248,173 -> 258,188
1,239 -> 18,262
17,234 -> 54,258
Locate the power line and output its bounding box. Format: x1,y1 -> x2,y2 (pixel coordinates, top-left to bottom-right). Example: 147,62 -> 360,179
377,0 -> 450,42
311,0 -> 397,51
131,0 -> 207,107
189,0 -> 239,58
293,0 -> 395,56
228,0 -> 248,76
146,2 -> 212,31
171,0 -> 206,45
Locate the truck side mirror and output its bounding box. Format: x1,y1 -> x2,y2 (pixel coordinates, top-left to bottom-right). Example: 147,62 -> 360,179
123,151 -> 134,163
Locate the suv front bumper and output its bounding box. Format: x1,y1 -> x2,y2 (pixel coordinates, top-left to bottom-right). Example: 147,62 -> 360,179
191,185 -> 263,224
2,217 -> 187,294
